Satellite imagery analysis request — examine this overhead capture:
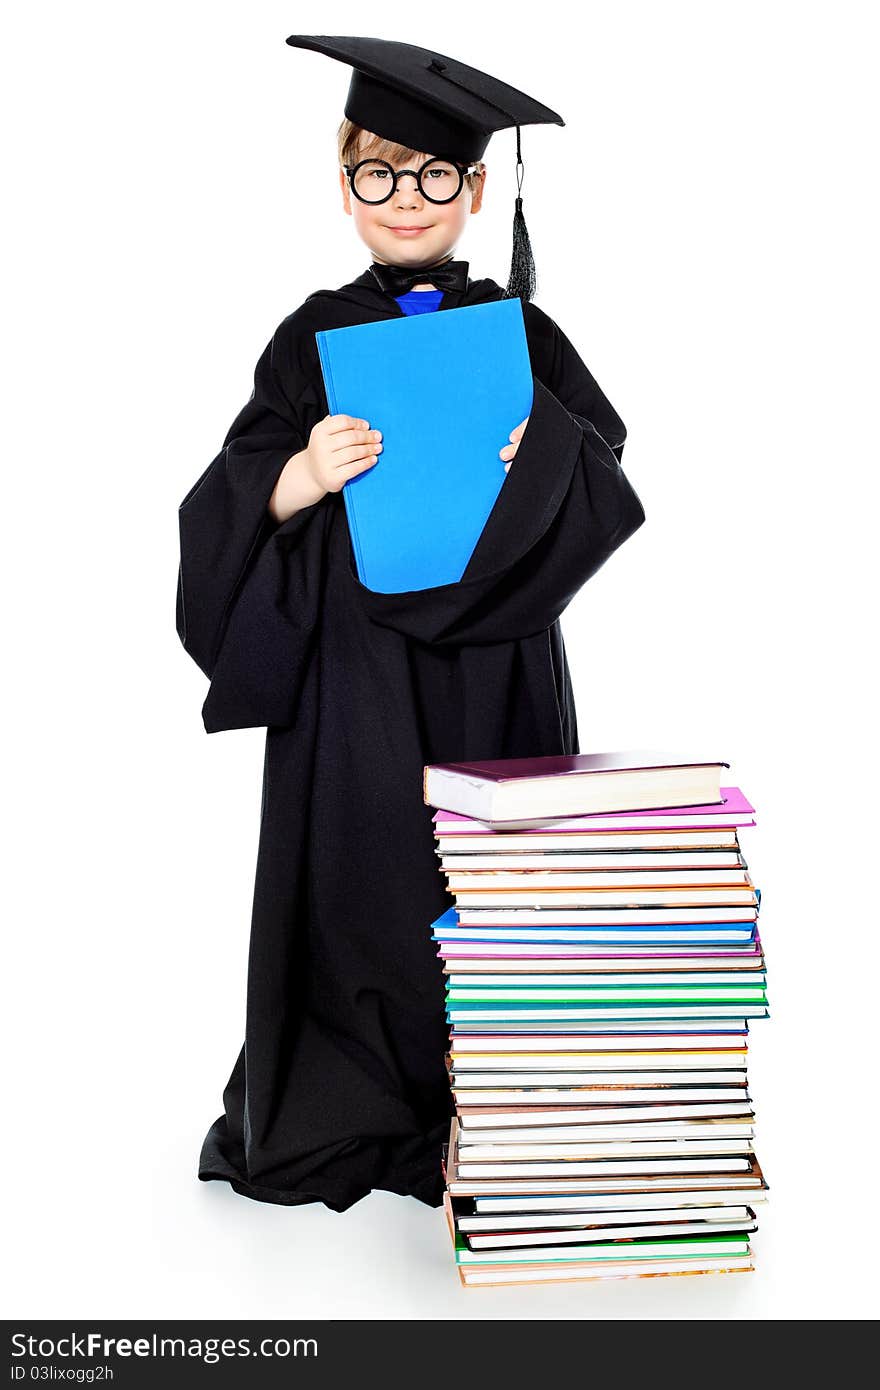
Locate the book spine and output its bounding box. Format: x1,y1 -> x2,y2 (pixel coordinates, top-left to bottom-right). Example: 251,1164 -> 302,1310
316,331 -> 367,583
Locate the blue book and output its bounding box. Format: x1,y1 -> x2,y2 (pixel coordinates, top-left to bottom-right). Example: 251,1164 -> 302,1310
429,906 -> 757,947
315,298 -> 533,593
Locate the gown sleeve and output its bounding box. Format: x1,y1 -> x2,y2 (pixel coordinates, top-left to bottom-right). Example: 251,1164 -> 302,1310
541,310 -> 628,458
350,306 -> 645,647
176,318 -> 331,733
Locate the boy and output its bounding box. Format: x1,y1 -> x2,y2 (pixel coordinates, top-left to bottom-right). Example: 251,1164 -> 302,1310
176,35 -> 645,1212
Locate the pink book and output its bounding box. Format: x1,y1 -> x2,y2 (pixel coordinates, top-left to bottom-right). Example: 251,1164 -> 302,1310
433,787 -> 755,833
447,1030 -> 750,1044
438,944 -> 765,962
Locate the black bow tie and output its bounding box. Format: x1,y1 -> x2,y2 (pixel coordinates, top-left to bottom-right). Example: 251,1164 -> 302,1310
369,258 -> 470,298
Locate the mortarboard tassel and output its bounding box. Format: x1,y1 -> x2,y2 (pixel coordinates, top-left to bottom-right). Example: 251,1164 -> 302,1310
504,126 -> 537,303
414,62 -> 541,301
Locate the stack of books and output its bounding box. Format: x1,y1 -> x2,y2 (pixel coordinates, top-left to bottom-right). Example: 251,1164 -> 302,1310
423,751 -> 769,1288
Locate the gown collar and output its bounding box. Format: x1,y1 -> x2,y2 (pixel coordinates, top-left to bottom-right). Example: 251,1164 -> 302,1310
339,266 -> 505,317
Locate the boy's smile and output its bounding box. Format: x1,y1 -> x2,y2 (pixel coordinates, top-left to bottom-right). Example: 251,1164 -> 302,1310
340,133 -> 485,279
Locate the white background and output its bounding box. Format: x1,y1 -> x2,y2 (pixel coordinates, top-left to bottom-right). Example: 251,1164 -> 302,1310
5,1 -> 878,1320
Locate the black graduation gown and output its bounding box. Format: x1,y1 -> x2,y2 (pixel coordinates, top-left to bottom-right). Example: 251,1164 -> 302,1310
176,268 -> 646,1212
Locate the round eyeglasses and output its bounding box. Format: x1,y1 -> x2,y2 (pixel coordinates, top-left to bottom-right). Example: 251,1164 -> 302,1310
343,157 -> 479,206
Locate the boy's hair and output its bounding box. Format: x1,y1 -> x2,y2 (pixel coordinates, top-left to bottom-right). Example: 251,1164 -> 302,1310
337,119 -> 485,196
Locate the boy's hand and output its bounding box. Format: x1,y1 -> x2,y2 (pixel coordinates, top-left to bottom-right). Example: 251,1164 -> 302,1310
500,416 -> 530,473
269,415 -> 382,522
305,414 -> 383,495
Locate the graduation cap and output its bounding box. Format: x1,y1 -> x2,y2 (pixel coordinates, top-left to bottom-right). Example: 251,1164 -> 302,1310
285,34 -> 564,302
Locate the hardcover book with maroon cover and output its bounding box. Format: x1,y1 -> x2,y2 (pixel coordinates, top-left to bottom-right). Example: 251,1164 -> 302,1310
424,751 -> 729,823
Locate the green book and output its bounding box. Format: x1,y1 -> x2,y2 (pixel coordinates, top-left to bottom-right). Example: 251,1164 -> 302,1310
454,1231 -> 752,1265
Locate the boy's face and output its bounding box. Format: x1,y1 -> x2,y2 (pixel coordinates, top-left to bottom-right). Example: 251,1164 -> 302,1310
340,133 -> 485,270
